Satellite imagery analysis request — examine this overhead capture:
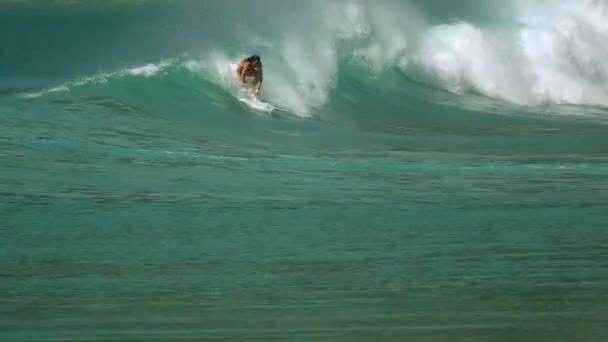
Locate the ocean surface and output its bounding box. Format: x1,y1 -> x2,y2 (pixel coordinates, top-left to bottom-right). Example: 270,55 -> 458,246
2,1 -> 608,341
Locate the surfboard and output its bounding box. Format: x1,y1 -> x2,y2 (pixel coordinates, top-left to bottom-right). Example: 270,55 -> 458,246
235,83 -> 275,113
238,95 -> 275,113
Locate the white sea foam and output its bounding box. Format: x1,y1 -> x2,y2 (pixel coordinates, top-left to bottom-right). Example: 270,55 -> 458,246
411,0 -> 608,107
241,0 -> 608,109
127,62 -> 170,77
22,85 -> 69,99
20,61 -> 171,99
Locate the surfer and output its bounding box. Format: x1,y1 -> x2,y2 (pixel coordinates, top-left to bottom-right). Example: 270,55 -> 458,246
237,55 -> 263,97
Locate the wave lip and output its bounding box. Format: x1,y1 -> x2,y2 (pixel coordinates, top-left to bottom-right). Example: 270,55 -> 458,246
20,61 -> 172,99
127,62 -> 171,77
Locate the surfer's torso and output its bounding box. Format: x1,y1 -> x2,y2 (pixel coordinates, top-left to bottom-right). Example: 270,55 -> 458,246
237,61 -> 263,80
237,56 -> 264,96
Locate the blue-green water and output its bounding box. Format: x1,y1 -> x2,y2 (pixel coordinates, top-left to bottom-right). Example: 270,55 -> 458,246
2,1 -> 608,341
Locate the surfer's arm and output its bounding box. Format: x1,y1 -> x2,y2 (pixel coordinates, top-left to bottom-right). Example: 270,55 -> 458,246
254,68 -> 263,96
237,63 -> 247,82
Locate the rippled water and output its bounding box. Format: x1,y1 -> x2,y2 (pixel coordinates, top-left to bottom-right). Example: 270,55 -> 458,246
2,1 -> 608,341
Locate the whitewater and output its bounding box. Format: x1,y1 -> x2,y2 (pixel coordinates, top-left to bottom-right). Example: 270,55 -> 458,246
2,1 -> 607,341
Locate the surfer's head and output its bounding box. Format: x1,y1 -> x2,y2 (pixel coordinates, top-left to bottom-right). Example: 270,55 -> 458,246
247,55 -> 261,63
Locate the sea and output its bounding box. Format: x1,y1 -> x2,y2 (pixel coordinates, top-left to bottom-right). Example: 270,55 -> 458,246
1,1 -> 607,341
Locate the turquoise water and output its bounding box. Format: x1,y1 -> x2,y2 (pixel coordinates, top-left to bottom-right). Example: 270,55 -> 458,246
2,1 -> 608,341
